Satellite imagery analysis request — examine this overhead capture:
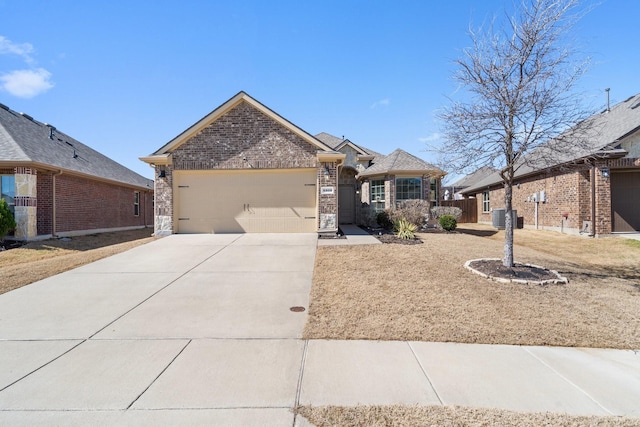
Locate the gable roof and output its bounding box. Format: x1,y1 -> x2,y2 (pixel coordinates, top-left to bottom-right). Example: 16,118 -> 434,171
315,132 -> 385,162
0,103 -> 152,189
358,148 -> 446,178
461,92 -> 640,195
449,166 -> 498,189
146,92 -> 334,160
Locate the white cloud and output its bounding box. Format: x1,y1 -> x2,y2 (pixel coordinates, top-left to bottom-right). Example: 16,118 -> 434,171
418,132 -> 442,143
0,35 -> 53,98
0,35 -> 34,63
370,98 -> 390,109
0,68 -> 54,98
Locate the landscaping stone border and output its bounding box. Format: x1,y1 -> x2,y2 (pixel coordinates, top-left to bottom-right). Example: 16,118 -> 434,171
464,258 -> 569,285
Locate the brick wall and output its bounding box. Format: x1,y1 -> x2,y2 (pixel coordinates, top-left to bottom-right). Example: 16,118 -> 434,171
54,174 -> 152,233
37,173 -> 53,235
318,162 -> 338,230
172,101 -> 317,170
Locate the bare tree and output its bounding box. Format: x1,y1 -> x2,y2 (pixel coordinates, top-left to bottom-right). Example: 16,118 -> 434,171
437,0 -> 592,267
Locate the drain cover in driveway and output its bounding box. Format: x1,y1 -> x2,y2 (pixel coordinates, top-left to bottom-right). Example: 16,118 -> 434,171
290,306 -> 306,312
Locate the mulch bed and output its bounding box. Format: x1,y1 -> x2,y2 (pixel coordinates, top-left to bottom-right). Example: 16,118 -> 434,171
467,259 -> 566,283
0,240 -> 25,251
360,226 -> 424,245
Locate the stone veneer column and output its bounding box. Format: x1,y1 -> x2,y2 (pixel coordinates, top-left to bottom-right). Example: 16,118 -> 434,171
13,167 -> 38,239
154,165 -> 174,236
318,162 -> 338,231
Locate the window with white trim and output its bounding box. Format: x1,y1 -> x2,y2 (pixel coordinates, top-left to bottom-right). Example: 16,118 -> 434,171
482,191 -> 490,212
395,177 -> 422,202
370,179 -> 385,212
134,191 -> 140,216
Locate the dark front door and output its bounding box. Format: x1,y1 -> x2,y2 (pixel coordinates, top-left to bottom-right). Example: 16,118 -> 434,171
338,185 -> 355,224
611,171 -> 640,232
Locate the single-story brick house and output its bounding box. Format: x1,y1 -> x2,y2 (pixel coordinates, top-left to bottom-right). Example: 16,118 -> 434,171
460,92 -> 640,236
141,91 -> 445,235
0,103 -> 154,240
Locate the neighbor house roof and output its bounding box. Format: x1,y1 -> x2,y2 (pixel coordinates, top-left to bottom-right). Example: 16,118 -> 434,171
358,148 -> 446,178
461,92 -> 640,195
449,166 -> 498,189
0,103 -> 152,189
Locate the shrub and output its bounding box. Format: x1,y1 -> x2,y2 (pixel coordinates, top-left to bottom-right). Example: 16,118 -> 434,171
0,199 -> 16,241
388,199 -> 431,229
431,206 -> 463,221
359,205 -> 378,228
393,218 -> 418,239
376,211 -> 393,229
439,214 -> 457,231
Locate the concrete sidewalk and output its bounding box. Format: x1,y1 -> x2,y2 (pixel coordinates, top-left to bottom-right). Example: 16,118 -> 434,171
0,233 -> 639,426
317,224 -> 381,246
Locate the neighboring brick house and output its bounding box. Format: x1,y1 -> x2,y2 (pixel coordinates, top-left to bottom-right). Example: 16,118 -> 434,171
141,91 -> 444,235
460,93 -> 640,236
0,103 -> 153,240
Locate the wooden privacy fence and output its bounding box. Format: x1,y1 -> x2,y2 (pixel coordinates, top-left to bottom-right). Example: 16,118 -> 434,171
440,199 -> 477,223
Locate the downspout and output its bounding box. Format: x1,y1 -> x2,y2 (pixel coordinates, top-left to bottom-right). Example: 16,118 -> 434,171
590,165 -> 596,237
52,170 -> 63,237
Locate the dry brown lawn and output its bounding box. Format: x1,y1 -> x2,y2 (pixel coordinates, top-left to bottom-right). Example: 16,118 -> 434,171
296,405 -> 640,427
304,224 -> 640,349
0,228 -> 156,294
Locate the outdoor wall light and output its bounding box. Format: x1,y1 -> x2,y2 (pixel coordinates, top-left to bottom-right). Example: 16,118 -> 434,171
600,167 -> 610,178
158,170 -> 166,178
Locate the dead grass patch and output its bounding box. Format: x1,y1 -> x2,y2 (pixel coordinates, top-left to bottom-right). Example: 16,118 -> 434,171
304,225 -> 640,349
0,228 -> 156,294
295,405 -> 640,427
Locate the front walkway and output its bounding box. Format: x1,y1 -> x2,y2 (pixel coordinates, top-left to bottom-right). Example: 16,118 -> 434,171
0,233 -> 638,426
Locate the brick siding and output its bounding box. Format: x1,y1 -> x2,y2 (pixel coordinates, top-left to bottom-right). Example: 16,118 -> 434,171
172,101 -> 318,170
37,173 -> 53,235
54,174 -> 152,233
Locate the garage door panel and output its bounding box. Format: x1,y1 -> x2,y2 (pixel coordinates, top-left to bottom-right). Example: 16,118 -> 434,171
174,170 -> 317,233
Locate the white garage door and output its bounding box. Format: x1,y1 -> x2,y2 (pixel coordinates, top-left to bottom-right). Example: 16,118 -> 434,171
174,169 -> 317,233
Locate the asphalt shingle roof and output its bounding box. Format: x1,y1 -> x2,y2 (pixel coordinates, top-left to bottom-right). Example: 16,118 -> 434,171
0,104 -> 152,189
461,92 -> 640,194
358,148 -> 445,177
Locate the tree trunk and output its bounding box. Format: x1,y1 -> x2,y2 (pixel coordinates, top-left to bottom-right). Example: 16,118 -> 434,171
503,183 -> 514,267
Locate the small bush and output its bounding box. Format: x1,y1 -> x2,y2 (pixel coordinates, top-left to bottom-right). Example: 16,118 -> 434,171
439,215 -> 457,231
393,218 -> 418,239
388,199 -> 431,228
359,205 -> 378,228
0,199 -> 16,241
431,206 -> 463,221
376,211 -> 393,229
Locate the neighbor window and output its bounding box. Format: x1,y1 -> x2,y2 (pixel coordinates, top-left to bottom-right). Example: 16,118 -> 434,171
482,191 -> 490,212
370,179 -> 385,212
395,177 -> 422,202
134,191 -> 140,216
0,175 -> 15,215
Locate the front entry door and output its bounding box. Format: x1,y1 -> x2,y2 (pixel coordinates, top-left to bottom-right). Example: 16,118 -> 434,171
338,185 -> 355,224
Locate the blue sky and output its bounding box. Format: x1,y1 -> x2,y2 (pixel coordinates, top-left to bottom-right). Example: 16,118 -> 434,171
1,0 -> 637,181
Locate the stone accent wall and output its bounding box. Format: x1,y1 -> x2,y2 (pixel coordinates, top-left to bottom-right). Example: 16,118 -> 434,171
384,175 -> 395,209
13,167 -> 37,239
154,165 -> 173,235
318,162 -> 338,231
171,101 -> 317,170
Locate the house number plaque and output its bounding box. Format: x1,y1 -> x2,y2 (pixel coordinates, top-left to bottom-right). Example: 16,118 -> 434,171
320,186 -> 335,195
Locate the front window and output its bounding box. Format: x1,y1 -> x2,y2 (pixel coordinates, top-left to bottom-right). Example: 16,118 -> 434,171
429,178 -> 438,203
370,179 -> 385,212
396,177 -> 422,202
482,191 -> 490,212
0,175 -> 15,215
134,191 -> 140,216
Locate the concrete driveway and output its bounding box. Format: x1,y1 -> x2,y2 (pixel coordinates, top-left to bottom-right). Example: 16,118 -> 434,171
0,233 -> 316,426
1,233 -> 640,425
